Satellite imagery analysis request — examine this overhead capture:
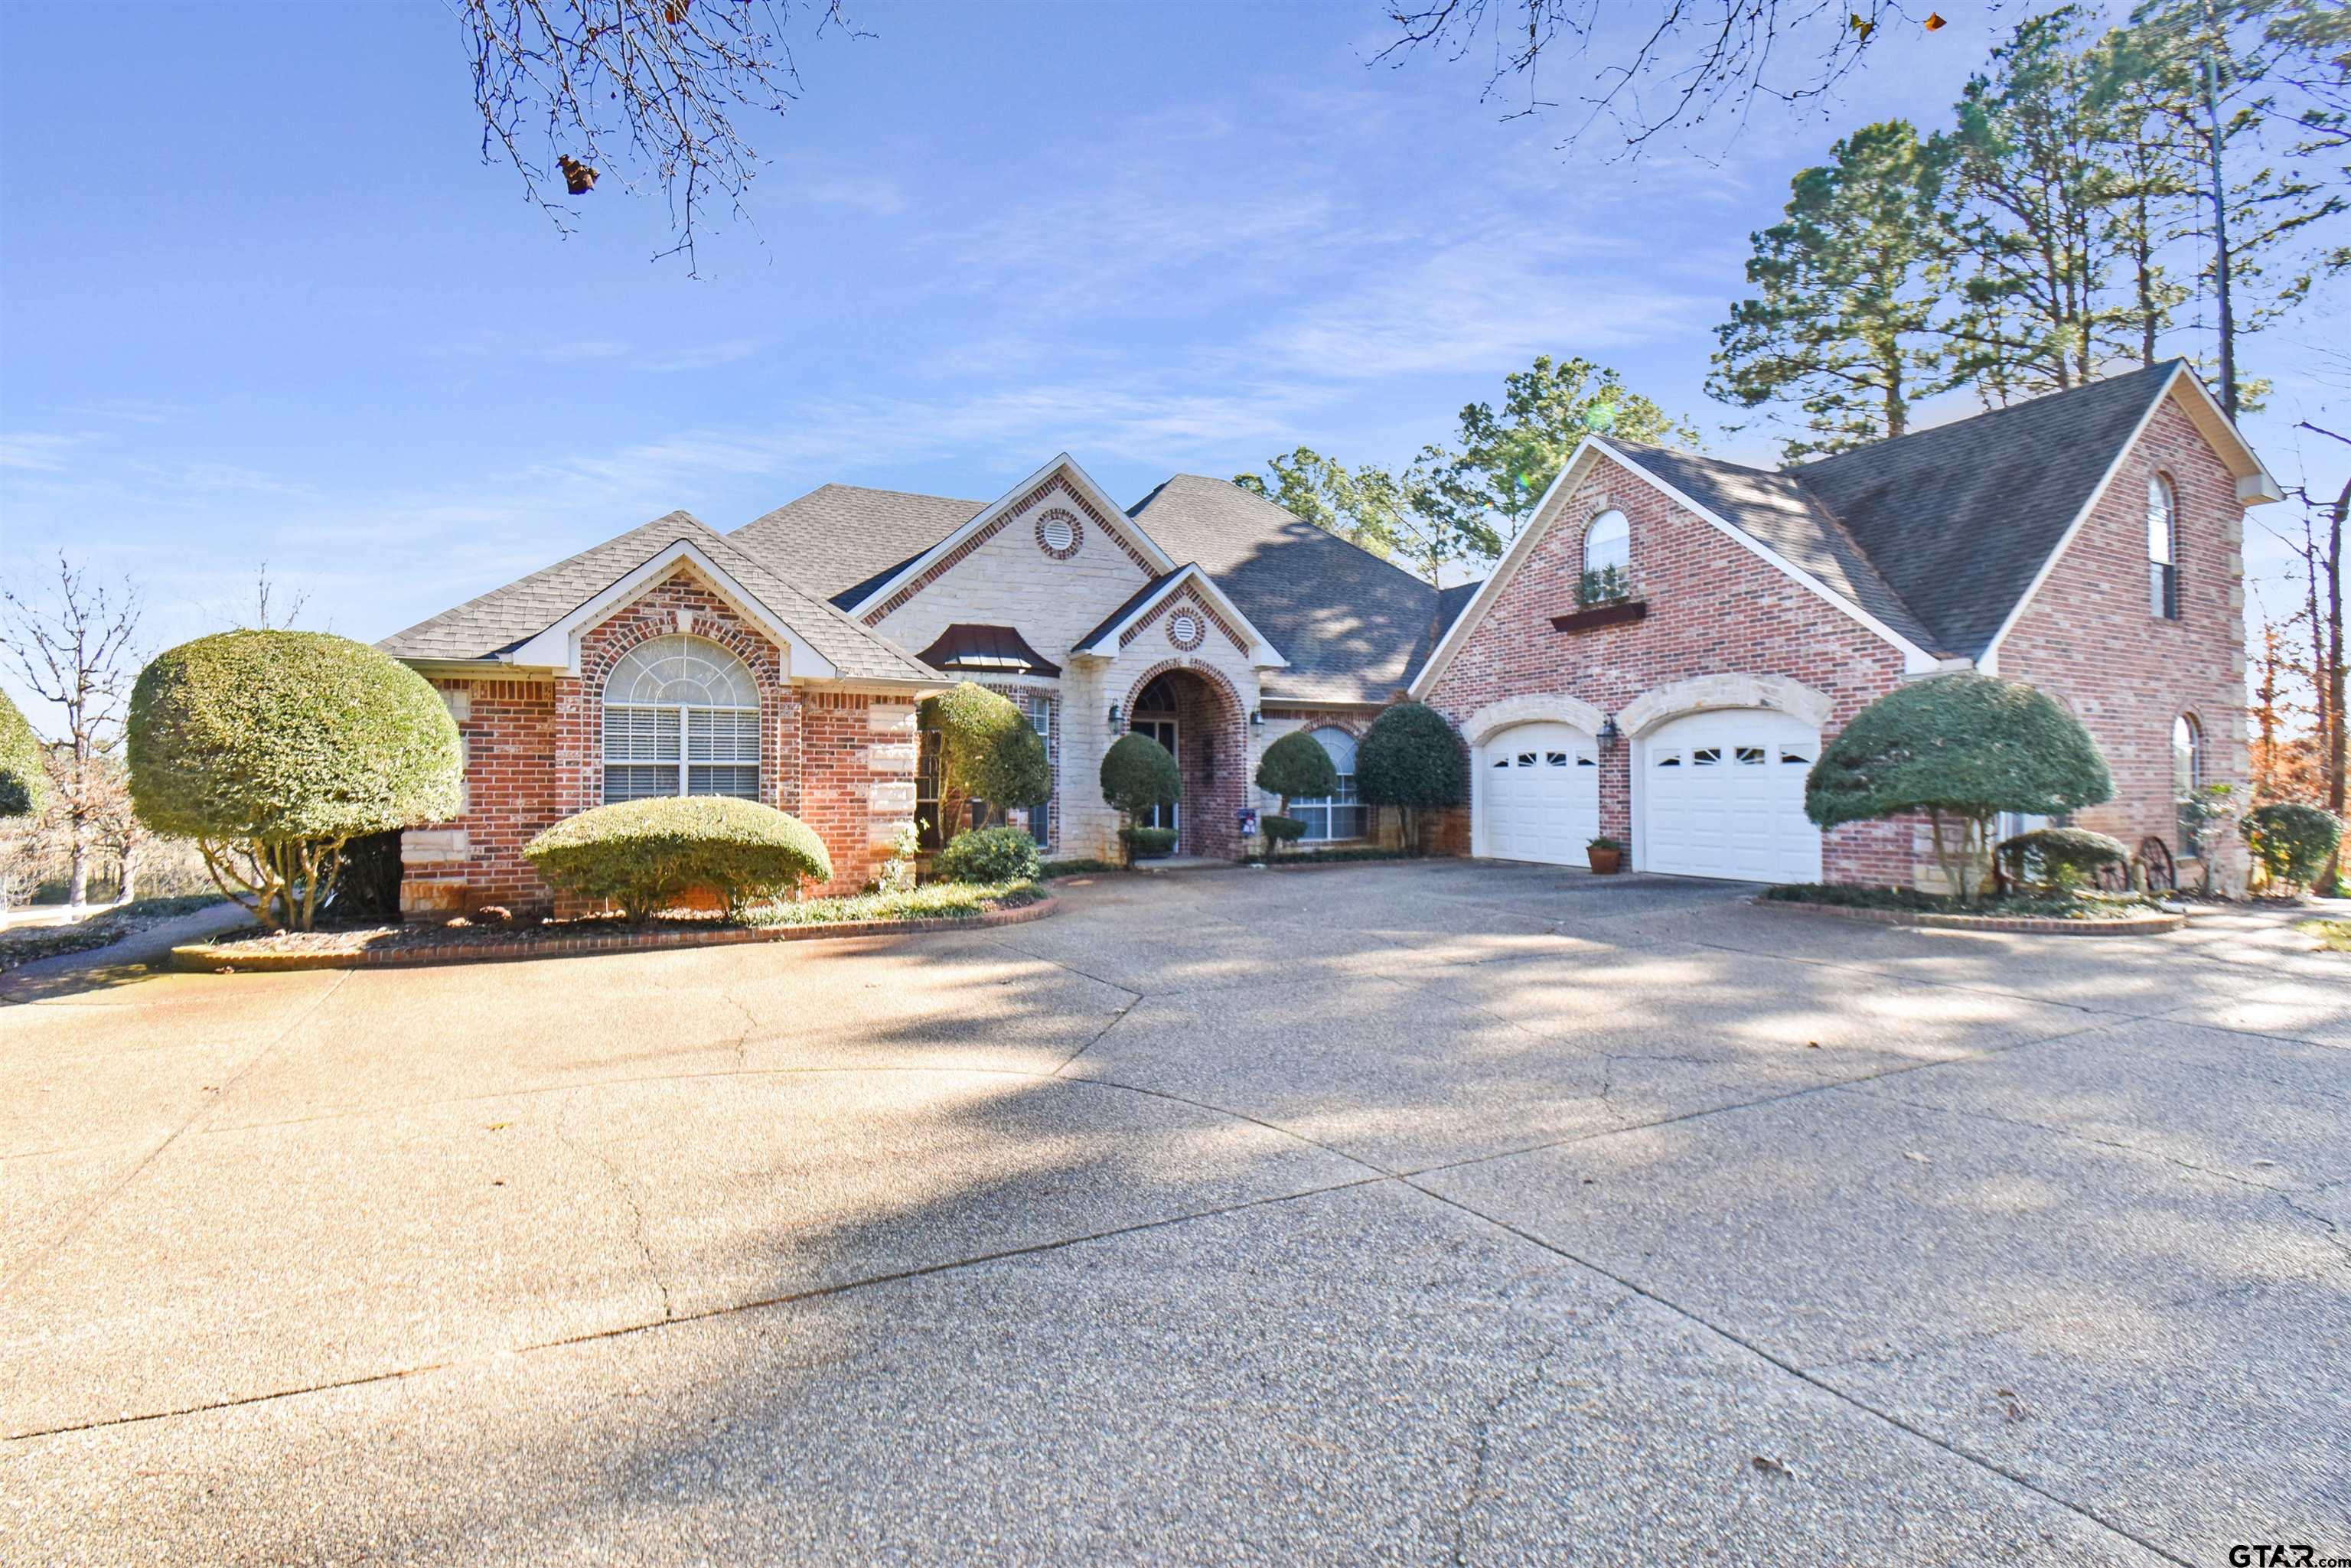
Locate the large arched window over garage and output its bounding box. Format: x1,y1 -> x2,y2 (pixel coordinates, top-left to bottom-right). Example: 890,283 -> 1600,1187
602,634 -> 761,803
2147,474 -> 2179,619
1583,509 -> 1629,579
1292,726 -> 1365,842
2173,712 -> 2203,850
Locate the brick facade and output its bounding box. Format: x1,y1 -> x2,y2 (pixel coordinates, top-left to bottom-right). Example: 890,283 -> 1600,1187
1424,452 -> 1917,884
1994,394 -> 2251,886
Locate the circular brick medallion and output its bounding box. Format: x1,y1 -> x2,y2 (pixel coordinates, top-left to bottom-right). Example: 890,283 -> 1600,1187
1166,608 -> 1205,650
1035,509 -> 1083,560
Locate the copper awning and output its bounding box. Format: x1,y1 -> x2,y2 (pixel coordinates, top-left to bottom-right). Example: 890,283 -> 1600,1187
915,623 -> 1061,678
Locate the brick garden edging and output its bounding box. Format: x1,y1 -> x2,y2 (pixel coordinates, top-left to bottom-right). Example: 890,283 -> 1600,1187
1754,896 -> 2184,937
171,893 -> 1058,973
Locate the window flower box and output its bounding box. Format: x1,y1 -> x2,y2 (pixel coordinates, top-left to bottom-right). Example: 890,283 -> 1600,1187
1550,599 -> 1648,634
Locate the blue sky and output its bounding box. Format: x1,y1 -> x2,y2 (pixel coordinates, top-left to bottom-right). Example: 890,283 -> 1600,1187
2,0 -> 2342,720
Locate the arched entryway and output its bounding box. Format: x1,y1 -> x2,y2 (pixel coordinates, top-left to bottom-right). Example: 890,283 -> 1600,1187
1122,662 -> 1247,861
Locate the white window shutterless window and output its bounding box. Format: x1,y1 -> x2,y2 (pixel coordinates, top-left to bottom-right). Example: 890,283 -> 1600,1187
2147,474 -> 2179,620
601,634 -> 761,804
1293,727 -> 1365,841
1583,510 -> 1629,577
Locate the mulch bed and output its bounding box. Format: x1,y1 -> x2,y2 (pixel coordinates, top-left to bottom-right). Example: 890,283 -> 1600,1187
1756,897 -> 2184,937
173,892 -> 1057,972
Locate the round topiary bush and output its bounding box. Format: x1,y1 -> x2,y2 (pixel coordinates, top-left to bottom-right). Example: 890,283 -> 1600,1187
1357,702 -> 1466,852
1994,826 -> 2128,892
933,823 -> 1041,885
1806,673 -> 2111,899
2244,802 -> 2341,891
919,682 -> 1049,842
1255,732 -> 1339,808
129,631 -> 461,928
1101,732 -> 1180,864
0,688 -> 46,820
523,795 -> 832,921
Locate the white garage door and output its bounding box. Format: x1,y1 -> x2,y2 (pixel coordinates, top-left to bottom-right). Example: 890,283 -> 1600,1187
1481,722 -> 1600,865
1640,709 -> 1822,883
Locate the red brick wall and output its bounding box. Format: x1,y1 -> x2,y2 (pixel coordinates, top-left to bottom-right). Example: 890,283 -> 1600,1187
1260,705 -> 1406,849
403,568 -> 913,914
1424,453 -> 1915,883
1995,393 -> 2248,877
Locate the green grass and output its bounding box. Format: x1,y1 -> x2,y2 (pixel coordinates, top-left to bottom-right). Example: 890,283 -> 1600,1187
0,894 -> 230,970
1761,883 -> 2161,921
2297,919 -> 2351,952
742,879 -> 1045,927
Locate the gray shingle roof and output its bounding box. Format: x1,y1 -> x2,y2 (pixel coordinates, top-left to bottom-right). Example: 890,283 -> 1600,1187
732,484 -> 988,605
1074,569 -> 1184,654
1791,360 -> 2179,658
376,510 -> 936,684
1126,475 -> 1471,705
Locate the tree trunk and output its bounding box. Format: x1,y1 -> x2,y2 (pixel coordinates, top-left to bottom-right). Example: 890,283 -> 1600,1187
2200,13 -> 2239,417
67,826 -> 90,910
116,839 -> 138,904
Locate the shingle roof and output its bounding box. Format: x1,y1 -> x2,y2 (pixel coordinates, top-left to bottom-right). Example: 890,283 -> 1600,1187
732,484 -> 989,605
1074,569 -> 1184,654
1603,441 -> 1942,654
1791,360 -> 2179,658
1126,475 -> 1470,704
376,510 -> 936,684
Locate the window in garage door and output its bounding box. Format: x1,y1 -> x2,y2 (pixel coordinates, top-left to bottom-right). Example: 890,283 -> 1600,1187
1639,709 -> 1822,884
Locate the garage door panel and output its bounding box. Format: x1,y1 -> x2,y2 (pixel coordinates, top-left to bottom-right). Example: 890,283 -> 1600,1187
1640,710 -> 1821,884
1480,722 -> 1599,866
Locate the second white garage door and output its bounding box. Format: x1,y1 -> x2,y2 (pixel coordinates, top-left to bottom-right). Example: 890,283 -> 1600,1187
1639,709 -> 1823,883
1482,722 -> 1600,865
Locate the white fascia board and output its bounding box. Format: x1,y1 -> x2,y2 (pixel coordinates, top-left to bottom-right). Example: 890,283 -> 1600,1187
846,452 -> 1179,619
1409,438 -> 1606,699
1978,363 -> 2274,667
504,539 -> 840,680
1074,562 -> 1290,668
1410,437 -> 1939,696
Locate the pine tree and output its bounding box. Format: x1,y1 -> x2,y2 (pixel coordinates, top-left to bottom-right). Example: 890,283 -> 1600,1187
1709,121 -> 1955,456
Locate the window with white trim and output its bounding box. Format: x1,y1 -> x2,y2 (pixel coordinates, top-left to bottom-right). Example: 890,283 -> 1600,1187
2147,474 -> 2179,619
1583,510 -> 1629,576
2173,713 -> 2203,850
601,634 -> 761,804
1292,726 -> 1366,842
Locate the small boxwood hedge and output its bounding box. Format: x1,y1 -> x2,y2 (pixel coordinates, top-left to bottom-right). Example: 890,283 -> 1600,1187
523,796 -> 832,921
2244,802 -> 2341,891
1994,826 -> 2128,892
934,823 -> 1041,885
1120,825 -> 1178,859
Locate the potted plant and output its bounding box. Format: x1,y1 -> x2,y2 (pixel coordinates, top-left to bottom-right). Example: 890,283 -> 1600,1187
1586,835 -> 1625,875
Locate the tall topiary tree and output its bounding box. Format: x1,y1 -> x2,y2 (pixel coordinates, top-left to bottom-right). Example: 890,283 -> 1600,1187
1806,673 -> 2111,899
1357,702 -> 1467,853
919,682 -> 1049,843
128,631 -> 462,929
1100,731 -> 1179,865
0,688 -> 47,820
1254,730 -> 1339,860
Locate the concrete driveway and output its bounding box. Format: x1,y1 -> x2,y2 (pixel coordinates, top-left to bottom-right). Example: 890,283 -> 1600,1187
4,862 -> 2345,1565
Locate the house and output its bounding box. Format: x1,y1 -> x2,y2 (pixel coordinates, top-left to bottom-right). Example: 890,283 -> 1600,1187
379,359 -> 2271,913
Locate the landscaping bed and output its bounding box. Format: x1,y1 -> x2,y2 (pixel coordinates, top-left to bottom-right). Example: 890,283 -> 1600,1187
172,881 -> 1052,971
1757,883 -> 2183,935
1,895 -> 229,972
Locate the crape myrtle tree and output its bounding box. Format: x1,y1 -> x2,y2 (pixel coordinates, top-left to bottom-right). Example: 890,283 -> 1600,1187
128,631 -> 463,931
1253,729 -> 1339,861
918,682 -> 1050,845
1357,702 -> 1469,854
2,555 -> 142,908
1099,732 -> 1180,866
1805,673 -> 2113,900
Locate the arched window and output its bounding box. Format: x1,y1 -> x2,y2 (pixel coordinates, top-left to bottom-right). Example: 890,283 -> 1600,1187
1583,510 -> 1630,579
602,634 -> 761,803
1291,726 -> 1365,842
2147,475 -> 2178,620
2173,713 -> 2203,849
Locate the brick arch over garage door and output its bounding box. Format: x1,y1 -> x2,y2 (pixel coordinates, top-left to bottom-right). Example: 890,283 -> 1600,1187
1120,658 -> 1249,861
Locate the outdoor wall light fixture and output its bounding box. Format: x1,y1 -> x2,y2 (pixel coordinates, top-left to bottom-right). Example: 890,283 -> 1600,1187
1599,715 -> 1622,748
1107,702 -> 1123,727
1249,709 -> 1264,729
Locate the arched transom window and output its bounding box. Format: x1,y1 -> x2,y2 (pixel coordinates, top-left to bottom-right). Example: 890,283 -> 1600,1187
602,634 -> 761,803
1292,726 -> 1365,842
2147,474 -> 2179,620
1583,510 -> 1629,579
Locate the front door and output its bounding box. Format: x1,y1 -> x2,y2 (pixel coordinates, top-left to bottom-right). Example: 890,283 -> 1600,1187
1130,716 -> 1179,847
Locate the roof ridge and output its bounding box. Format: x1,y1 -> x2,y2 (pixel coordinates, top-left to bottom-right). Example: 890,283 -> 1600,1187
377,513 -> 704,652
1140,473 -> 1446,606
1797,359 -> 2180,474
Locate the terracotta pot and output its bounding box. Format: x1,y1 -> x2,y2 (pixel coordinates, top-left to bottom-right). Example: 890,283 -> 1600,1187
1586,846 -> 1624,875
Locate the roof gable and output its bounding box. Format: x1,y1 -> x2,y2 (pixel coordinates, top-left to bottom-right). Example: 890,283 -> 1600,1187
732,484 -> 988,607
1071,563 -> 1289,668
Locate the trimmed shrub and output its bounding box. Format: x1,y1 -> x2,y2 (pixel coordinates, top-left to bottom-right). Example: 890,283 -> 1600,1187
1994,826 -> 2128,892
1255,732 -> 1339,807
129,631 -> 461,929
934,823 -> 1041,885
1101,732 -> 1179,864
1806,673 -> 2111,899
1120,825 -> 1178,859
920,683 -> 1049,841
1260,815 -> 1307,852
2244,802 -> 2341,891
0,689 -> 46,820
1358,702 -> 1466,852
523,796 -> 832,921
